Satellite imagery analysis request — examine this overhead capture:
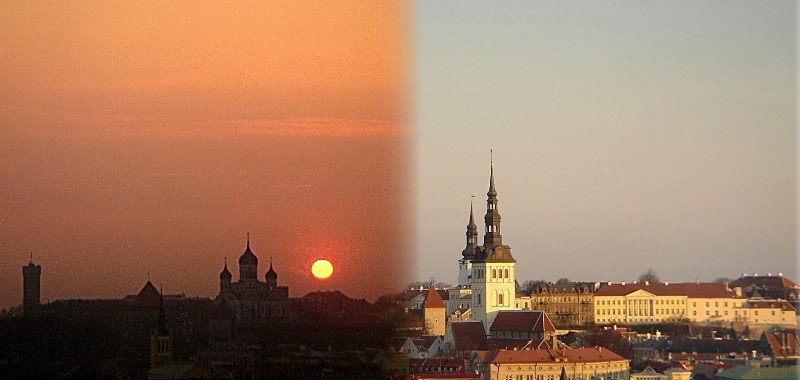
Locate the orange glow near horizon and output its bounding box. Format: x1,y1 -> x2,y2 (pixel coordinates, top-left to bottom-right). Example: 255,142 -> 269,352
0,1 -> 412,309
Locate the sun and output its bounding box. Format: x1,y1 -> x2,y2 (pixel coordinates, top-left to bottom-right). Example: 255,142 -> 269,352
311,259 -> 334,279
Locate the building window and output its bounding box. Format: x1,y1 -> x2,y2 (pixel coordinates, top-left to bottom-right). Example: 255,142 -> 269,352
498,293 -> 504,305
492,269 -> 497,279
504,269 -> 509,278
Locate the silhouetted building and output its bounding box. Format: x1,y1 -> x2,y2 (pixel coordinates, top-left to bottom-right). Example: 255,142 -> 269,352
23,258 -> 41,317
150,285 -> 173,368
215,236 -> 290,341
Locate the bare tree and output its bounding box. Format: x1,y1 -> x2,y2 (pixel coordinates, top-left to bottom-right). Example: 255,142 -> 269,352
638,268 -> 660,283
555,278 -> 571,285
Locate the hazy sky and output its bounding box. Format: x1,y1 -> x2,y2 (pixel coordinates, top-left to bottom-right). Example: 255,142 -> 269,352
1,2 -> 796,311
0,2 -> 412,310
415,1 -> 796,285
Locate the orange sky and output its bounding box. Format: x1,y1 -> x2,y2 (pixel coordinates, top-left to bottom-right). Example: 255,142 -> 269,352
0,2 -> 412,308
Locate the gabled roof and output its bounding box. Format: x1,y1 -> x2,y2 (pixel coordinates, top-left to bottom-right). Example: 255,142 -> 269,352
449,321 -> 489,352
130,280 -> 161,308
415,335 -> 442,350
489,310 -> 555,334
424,288 -> 446,308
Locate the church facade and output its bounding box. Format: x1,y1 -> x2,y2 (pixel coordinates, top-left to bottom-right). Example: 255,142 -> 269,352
216,236 -> 289,322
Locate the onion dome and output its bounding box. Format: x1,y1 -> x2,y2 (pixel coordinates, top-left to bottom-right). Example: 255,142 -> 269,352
266,259 -> 277,280
219,258 -> 232,280
239,237 -> 258,266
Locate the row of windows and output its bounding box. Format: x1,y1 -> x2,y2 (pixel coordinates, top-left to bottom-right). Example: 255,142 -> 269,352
597,299 -> 685,305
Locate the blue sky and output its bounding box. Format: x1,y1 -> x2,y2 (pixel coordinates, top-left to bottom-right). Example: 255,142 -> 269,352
414,1 -> 796,285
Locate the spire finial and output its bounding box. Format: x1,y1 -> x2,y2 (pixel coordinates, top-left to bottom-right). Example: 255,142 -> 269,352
246,232 -> 250,249
488,149 -> 496,194
148,272 -> 151,281
270,256 -> 273,268
224,256 -> 227,268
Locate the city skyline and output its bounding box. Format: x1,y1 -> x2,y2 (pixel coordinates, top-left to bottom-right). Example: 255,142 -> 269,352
1,2 -> 797,311
0,2 -> 412,310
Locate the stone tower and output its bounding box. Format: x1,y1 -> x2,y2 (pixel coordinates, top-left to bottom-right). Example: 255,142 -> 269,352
22,257 -> 41,318
471,154 -> 517,333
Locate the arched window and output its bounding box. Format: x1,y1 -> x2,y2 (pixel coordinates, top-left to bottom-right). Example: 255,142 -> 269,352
498,293 -> 504,305
492,269 -> 496,278
504,269 -> 509,278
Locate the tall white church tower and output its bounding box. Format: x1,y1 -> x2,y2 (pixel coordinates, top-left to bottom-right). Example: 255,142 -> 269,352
471,153 -> 517,333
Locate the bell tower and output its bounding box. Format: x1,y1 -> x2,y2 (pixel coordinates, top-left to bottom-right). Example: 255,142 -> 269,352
471,151 -> 517,333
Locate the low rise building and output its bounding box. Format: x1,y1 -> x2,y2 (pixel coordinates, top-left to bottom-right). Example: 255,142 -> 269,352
470,346 -> 630,380
528,282 -> 596,327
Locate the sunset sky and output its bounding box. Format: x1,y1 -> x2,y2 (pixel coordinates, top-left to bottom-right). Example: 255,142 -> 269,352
1,2 -> 796,311
0,2 -> 411,309
415,1 -> 796,285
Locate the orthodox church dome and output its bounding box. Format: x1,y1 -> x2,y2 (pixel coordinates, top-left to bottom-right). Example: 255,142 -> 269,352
219,261 -> 232,280
239,242 -> 258,266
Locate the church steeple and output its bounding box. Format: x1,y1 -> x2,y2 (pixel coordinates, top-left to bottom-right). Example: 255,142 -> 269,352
462,200 -> 478,258
484,150 -> 502,247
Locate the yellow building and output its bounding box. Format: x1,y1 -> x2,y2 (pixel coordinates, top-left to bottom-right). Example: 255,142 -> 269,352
593,282 -> 687,324
593,282 -> 755,325
471,347 -> 629,380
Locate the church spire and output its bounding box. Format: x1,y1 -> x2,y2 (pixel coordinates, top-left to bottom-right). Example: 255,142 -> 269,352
484,150 -> 502,247
462,199 -> 478,258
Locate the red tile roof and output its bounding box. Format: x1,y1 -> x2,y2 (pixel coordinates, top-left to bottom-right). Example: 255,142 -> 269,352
764,330 -> 800,358
489,311 -> 556,334
729,275 -> 798,290
424,289 -> 446,309
449,321 -> 489,352
595,282 -> 739,298
481,346 -> 626,365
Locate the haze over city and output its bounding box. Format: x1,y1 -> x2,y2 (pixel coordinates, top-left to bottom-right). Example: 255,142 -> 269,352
0,1 -> 797,312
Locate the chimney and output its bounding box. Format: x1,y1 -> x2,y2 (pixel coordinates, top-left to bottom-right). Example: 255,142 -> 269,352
768,273 -> 772,276
645,281 -> 649,286
754,273 -> 758,276
621,281 -> 626,286
665,282 -> 669,286
778,272 -> 783,277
